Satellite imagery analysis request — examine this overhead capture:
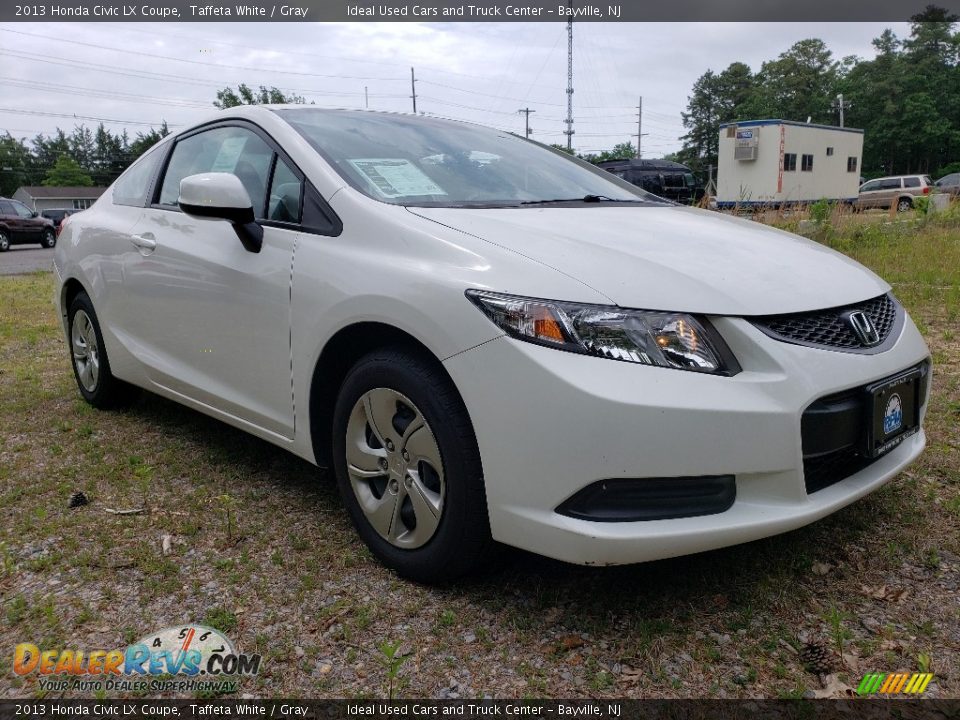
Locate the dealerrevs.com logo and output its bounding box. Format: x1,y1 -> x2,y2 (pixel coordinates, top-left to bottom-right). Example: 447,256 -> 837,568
13,625 -> 261,693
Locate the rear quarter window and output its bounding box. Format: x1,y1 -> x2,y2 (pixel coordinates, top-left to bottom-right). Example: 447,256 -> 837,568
113,146 -> 164,207
903,177 -> 921,188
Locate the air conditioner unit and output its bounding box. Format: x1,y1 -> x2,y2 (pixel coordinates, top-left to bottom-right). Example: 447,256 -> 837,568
734,128 -> 759,161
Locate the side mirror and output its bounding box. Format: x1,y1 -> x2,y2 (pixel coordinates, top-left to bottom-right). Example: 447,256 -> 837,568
178,172 -> 263,253
31,210 -> 39,218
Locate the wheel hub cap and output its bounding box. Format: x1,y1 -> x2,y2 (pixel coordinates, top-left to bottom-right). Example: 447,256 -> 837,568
345,388 -> 445,549
71,310 -> 100,392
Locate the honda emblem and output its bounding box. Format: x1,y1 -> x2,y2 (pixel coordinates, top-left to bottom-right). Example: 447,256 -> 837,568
848,311 -> 880,346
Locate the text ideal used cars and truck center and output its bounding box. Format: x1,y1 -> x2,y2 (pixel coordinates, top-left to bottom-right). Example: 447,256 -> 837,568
53,106 -> 930,582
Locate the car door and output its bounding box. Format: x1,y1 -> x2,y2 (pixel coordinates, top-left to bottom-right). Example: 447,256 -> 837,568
0,199 -> 25,240
878,178 -> 903,208
857,180 -> 881,208
117,123 -> 302,440
10,199 -> 42,240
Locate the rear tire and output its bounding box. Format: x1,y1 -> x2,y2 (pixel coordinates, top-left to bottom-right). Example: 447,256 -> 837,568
332,347 -> 492,583
68,292 -> 135,409
0,230 -> 9,252
897,197 -> 912,212
42,229 -> 56,248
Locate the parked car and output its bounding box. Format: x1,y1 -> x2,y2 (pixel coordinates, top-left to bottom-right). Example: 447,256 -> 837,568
596,158 -> 704,204
934,173 -> 960,197
54,107 -> 930,582
41,207 -> 81,231
0,197 -> 57,250
856,175 -> 934,211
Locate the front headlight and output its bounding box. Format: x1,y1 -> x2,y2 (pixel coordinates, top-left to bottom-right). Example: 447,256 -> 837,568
466,290 -> 739,375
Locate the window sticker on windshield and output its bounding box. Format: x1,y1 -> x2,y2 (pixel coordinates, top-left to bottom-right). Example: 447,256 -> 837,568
347,158 -> 447,198
210,137 -> 248,173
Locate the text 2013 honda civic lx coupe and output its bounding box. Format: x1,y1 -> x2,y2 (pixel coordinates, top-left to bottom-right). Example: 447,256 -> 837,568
53,107 -> 931,582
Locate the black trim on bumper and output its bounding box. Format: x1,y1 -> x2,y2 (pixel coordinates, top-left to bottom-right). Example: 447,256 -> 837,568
801,359 -> 930,494
556,476 -> 736,522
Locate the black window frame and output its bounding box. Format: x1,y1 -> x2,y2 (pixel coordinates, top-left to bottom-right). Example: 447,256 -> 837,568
847,157 -> 858,173
826,147 -> 834,156
801,154 -> 814,172
783,153 -> 797,172
148,119 -> 341,237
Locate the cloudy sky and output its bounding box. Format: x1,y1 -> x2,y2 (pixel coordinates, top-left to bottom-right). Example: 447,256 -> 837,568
0,21 -> 908,156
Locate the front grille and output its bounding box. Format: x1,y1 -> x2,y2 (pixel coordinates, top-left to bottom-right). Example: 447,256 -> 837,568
751,294 -> 900,352
803,447 -> 875,494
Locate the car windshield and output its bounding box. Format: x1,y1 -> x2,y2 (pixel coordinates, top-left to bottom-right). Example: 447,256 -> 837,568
275,109 -> 660,208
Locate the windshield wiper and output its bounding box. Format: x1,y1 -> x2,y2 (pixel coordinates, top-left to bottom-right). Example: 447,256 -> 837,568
519,194 -> 645,206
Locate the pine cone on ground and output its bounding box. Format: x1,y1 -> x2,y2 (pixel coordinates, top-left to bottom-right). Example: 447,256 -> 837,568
68,491 -> 89,509
800,642 -> 834,675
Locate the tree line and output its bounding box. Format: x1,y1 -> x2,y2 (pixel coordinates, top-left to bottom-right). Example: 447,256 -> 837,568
0,83 -> 304,196
0,123 -> 171,196
676,6 -> 960,180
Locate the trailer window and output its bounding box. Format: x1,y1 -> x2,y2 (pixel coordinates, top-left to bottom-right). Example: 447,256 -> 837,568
826,147 -> 834,156
802,154 -> 814,172
847,157 -> 858,172
784,154 -> 797,172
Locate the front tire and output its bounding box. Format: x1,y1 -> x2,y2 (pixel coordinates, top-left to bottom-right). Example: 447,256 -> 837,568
332,348 -> 491,583
42,229 -> 56,248
68,292 -> 134,409
0,230 -> 9,252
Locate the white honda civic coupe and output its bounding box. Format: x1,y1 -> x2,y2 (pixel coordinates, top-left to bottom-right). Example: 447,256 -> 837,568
54,106 -> 930,582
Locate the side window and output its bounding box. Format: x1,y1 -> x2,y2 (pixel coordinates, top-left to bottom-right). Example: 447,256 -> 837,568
114,146 -> 163,207
826,147 -> 834,156
847,157 -> 858,172
783,154 -> 797,172
903,177 -> 920,188
0,200 -> 15,216
267,157 -> 302,223
12,200 -> 34,218
801,154 -> 814,172
861,181 -> 879,192
879,178 -> 902,190
158,126 -> 273,217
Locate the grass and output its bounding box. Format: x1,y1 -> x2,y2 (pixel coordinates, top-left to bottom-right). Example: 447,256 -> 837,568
0,210 -> 958,699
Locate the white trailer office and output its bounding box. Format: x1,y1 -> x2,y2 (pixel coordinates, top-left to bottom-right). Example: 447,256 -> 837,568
716,120 -> 864,208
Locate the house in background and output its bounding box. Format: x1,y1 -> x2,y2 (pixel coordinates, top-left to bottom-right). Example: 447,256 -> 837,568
12,186 -> 107,212
716,120 -> 864,208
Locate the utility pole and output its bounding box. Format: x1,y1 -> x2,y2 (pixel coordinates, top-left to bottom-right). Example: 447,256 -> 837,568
517,108 -> 536,139
410,67 -> 417,114
564,15 -> 574,151
364,86 -> 368,109
832,93 -> 851,128
634,96 -> 648,159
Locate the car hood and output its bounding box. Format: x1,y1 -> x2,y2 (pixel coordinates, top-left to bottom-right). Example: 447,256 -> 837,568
407,205 -> 890,316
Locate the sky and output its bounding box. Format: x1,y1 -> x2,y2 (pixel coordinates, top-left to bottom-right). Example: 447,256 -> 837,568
0,21 -> 910,157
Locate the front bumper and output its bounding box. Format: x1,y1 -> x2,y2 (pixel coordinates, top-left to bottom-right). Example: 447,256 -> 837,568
443,314 -> 930,565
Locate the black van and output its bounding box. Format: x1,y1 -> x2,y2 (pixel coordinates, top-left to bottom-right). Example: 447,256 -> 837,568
596,159 -> 703,204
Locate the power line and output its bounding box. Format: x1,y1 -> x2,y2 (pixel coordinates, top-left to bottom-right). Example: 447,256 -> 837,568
0,108 -> 176,128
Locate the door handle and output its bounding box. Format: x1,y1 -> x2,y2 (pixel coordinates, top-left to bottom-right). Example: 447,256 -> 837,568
130,233 -> 157,250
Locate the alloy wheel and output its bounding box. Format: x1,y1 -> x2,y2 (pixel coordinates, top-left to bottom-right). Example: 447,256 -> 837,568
345,387 -> 445,549
0,232 -> 8,251
71,309 -> 100,392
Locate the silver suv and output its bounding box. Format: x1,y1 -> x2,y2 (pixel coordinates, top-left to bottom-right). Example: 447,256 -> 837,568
856,175 -> 934,212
